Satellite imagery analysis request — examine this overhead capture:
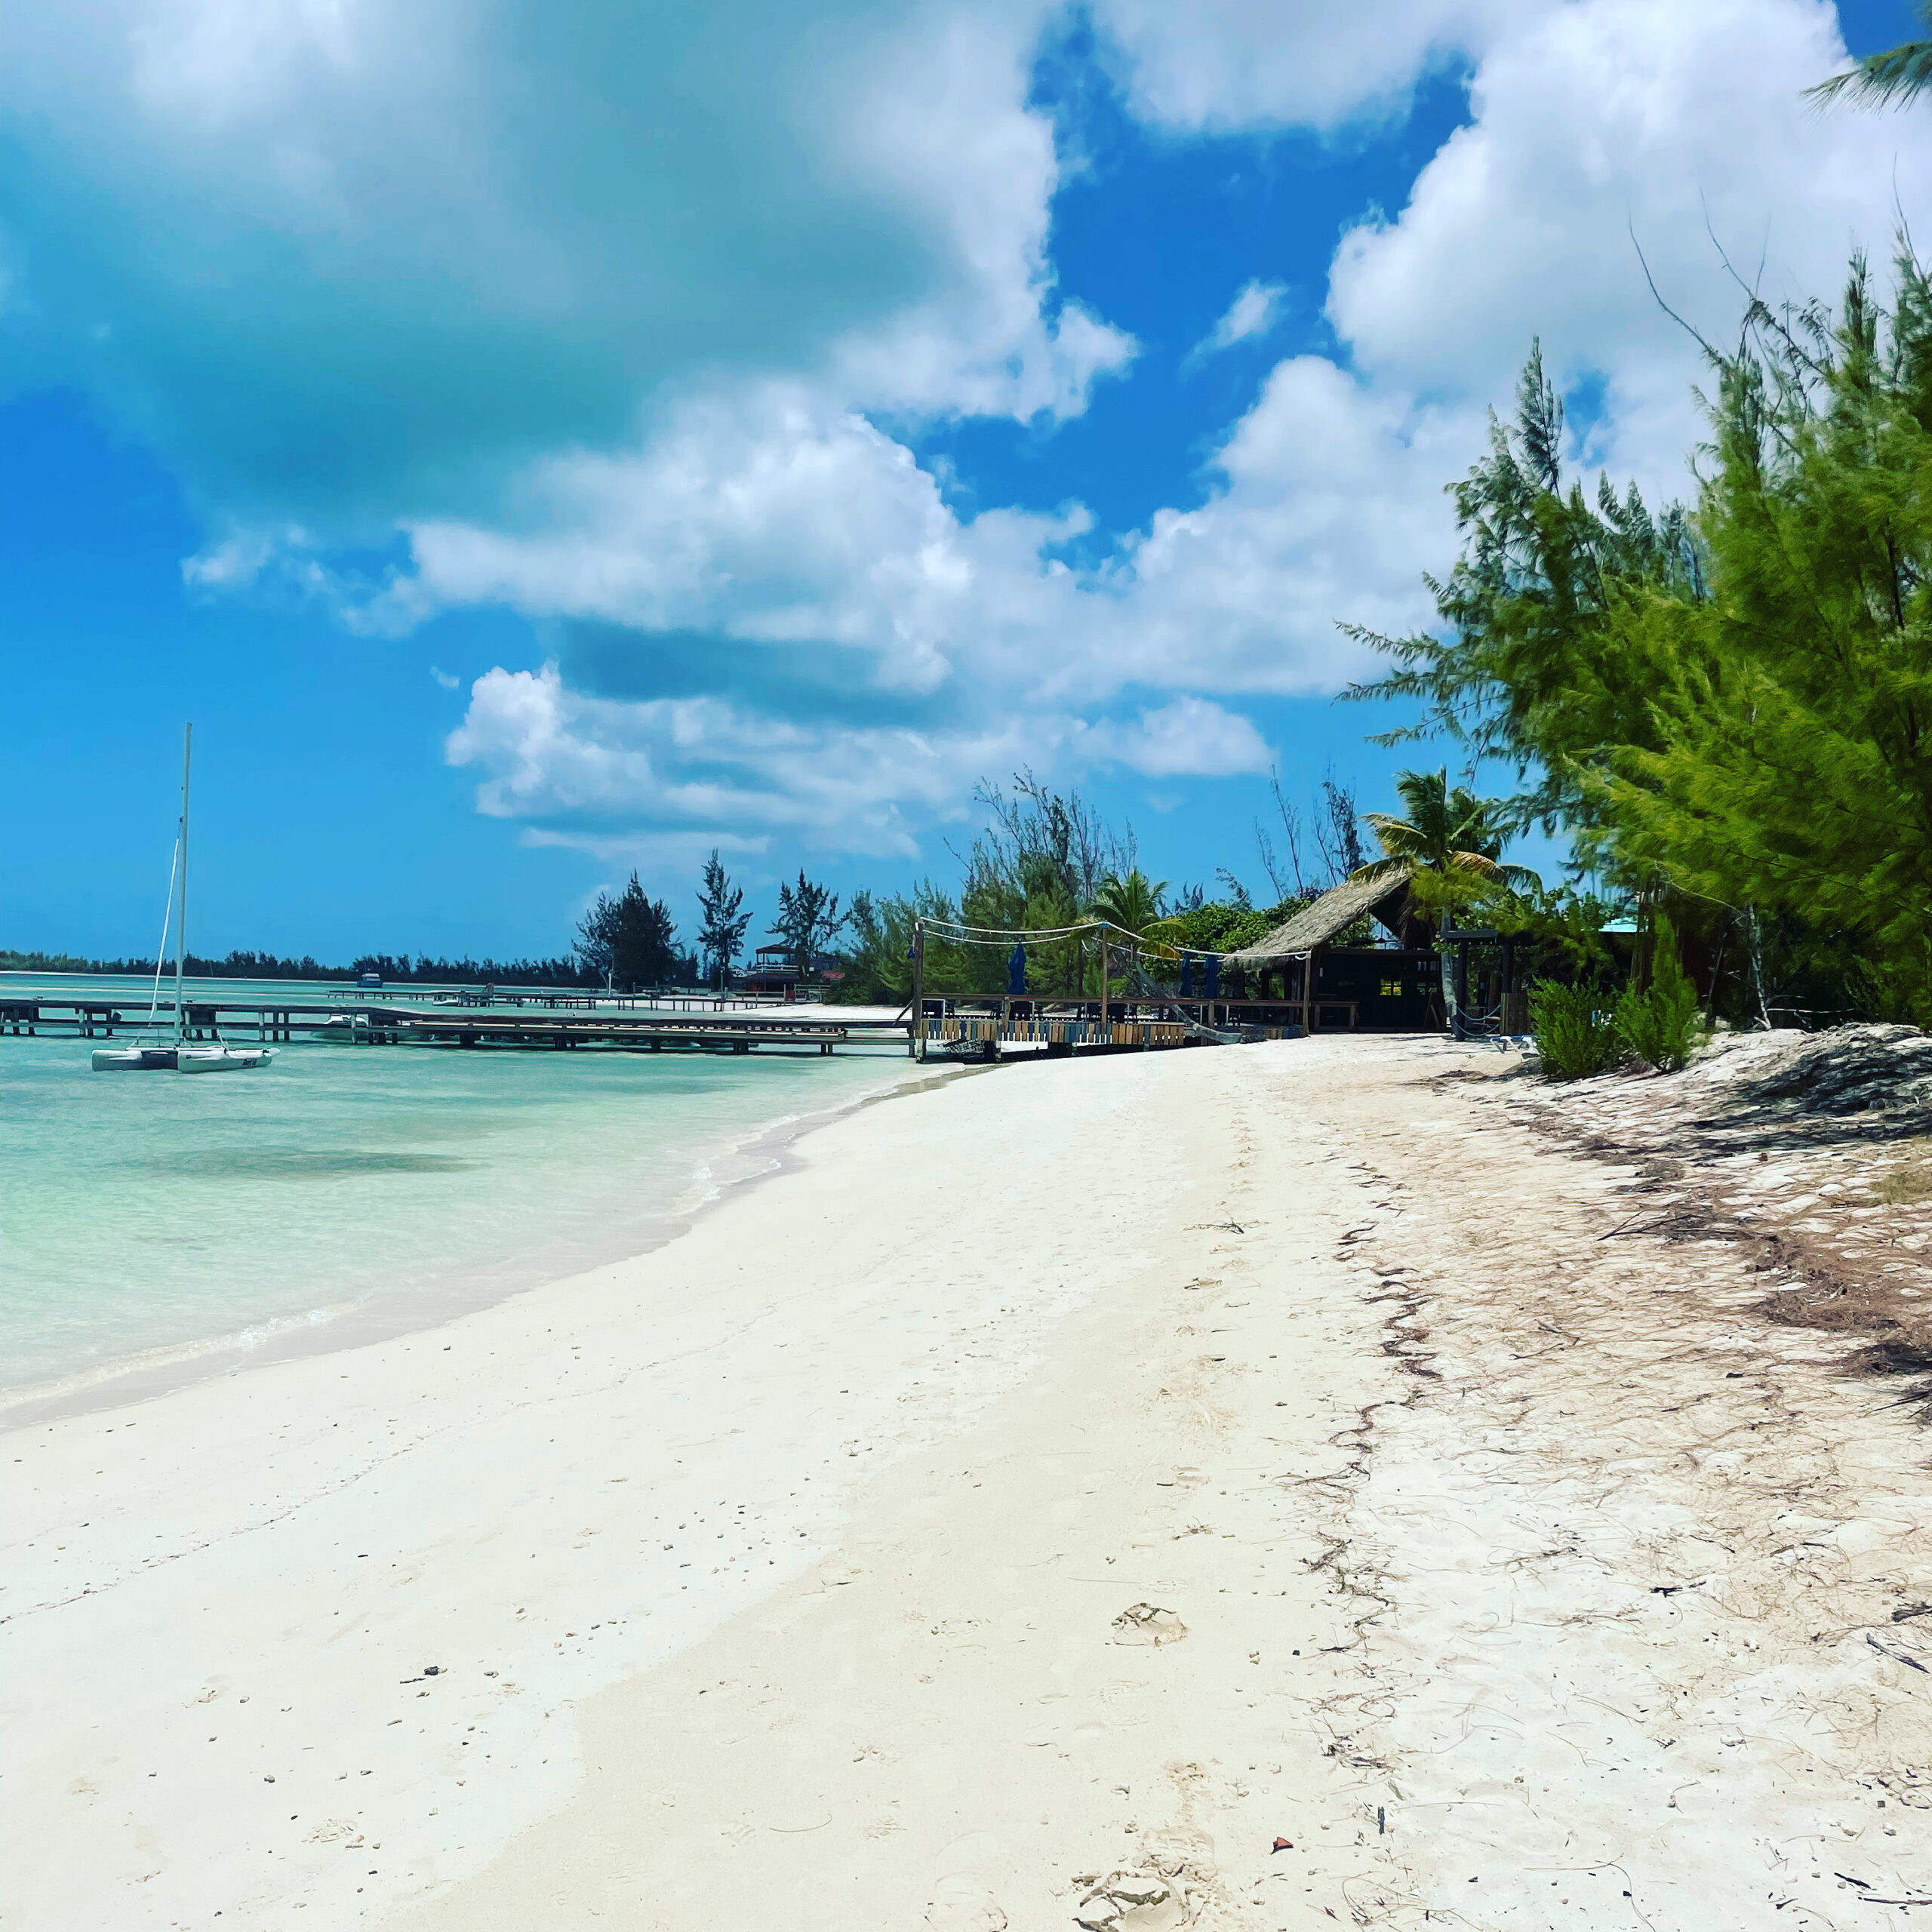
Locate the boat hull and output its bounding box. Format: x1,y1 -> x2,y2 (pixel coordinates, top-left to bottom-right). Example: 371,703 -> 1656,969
177,1046 -> 276,1073
91,1045 -> 179,1072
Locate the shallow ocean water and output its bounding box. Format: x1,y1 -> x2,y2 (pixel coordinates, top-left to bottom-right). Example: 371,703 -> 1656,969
0,977 -> 910,1407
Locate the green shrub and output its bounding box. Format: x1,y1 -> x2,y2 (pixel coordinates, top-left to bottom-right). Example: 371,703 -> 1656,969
1528,980 -> 1623,1080
1614,919 -> 1705,1072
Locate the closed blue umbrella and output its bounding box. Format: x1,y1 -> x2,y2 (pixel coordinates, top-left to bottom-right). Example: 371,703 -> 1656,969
1180,952 -> 1195,997
1204,955 -> 1221,999
1008,941 -> 1026,995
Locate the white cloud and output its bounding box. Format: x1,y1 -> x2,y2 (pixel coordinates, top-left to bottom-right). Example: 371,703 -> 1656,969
31,0 -> 1929,878
378,350 -> 1457,707
1089,0 -> 1531,131
6,0 -> 1128,523
1327,0 -> 1930,493
1081,698 -> 1273,777
1189,279 -> 1286,362
446,663 -> 1029,859
443,660 -> 1271,861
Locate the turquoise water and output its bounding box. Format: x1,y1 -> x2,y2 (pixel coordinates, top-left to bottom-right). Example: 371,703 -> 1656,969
0,977 -> 910,1410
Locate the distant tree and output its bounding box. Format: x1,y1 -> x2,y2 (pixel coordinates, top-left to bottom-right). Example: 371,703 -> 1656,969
574,891 -> 623,987
1252,766 -> 1306,901
580,873 -> 680,991
770,869 -> 847,978
1353,769 -> 1537,888
1087,869 -> 1168,937
696,850 -> 752,992
965,771 -> 1131,912
1314,774 -> 1366,882
1214,869 -> 1254,912
614,875 -> 679,989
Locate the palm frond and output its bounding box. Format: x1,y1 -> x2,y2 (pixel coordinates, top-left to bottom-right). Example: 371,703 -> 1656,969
1807,30 -> 1932,109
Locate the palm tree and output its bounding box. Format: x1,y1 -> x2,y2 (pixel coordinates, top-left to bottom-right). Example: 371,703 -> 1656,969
1807,7 -> 1932,108
1352,769 -> 1538,888
1087,869 -> 1168,937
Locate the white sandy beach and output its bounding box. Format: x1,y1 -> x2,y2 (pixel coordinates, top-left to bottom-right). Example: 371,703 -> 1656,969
8,1038 -> 1931,1928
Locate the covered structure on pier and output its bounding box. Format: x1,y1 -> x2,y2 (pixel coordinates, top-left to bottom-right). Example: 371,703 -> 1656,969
1223,865 -> 1441,1032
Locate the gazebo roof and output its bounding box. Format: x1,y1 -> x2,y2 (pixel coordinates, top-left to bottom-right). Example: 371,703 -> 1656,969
1223,865 -> 1419,962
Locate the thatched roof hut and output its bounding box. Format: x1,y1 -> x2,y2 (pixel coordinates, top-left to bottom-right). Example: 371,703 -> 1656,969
1223,864 -> 1425,963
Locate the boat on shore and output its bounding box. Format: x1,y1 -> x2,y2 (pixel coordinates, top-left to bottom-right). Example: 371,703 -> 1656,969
92,724 -> 275,1075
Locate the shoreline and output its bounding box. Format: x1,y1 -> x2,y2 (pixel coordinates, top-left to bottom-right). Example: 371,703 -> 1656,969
1,1045 -> 946,1433
13,1035 -> 1930,1928
4,1044 -> 1201,1928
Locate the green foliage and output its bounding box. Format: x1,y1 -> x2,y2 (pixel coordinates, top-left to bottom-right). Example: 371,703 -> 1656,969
1528,980 -> 1623,1080
0,948 -> 589,985
770,869 -> 846,978
695,849 -> 750,991
1344,343 -> 1706,865
1454,877 -> 1624,976
1356,767 -> 1534,885
1088,869 -> 1168,935
1349,254 -> 1932,1023
1165,901 -> 1278,955
1602,250 -> 1932,1020
1807,8 -> 1932,109
578,872 -> 681,990
1613,919 -> 1705,1072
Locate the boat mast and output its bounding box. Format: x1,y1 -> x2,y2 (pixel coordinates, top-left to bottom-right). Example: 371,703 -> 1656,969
175,723 -> 192,1045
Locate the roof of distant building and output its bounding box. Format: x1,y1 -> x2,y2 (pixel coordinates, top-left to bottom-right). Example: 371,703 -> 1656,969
1223,865 -> 1419,962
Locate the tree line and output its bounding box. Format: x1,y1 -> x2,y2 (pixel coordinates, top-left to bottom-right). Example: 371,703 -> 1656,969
0,948 -> 586,985
1336,235 -> 1932,1035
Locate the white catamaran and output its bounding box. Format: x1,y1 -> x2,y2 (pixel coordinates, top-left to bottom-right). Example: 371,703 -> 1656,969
91,724 -> 275,1075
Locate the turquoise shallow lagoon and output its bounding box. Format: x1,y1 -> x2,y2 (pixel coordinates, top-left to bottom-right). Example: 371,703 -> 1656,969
1,977 -> 911,1410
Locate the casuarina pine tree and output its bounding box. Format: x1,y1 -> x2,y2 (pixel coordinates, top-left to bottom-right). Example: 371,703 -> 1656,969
696,850 -> 751,992
1603,251 -> 1932,1017
770,871 -> 848,980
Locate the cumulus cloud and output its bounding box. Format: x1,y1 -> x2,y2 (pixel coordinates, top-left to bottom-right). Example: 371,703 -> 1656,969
378,350 -> 1458,703
19,0 -> 1924,878
1081,698 -> 1273,778
1328,0 -> 1931,493
442,661 -> 1269,860
5,0 -> 1127,525
1089,0 -> 1532,131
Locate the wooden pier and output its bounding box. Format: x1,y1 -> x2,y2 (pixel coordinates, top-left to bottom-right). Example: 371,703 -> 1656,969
0,995 -> 902,1056
2,985 -> 1358,1061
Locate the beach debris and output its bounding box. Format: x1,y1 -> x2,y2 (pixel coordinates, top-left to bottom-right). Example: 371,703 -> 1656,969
423,1666 -> 440,1675
1072,1870 -> 1182,1930
1111,1604 -> 1186,1647
1866,1630 -> 1929,1673
1272,1837 -> 1293,1854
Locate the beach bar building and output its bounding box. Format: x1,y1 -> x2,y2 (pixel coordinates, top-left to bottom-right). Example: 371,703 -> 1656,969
1223,864 -> 1442,1034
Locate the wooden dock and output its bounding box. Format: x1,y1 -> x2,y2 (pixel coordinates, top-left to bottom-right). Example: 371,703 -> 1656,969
2,985 -> 1364,1060
0,995 -> 900,1056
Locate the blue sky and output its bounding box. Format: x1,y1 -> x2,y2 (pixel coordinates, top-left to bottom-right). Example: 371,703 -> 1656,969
5,0 -> 1927,963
